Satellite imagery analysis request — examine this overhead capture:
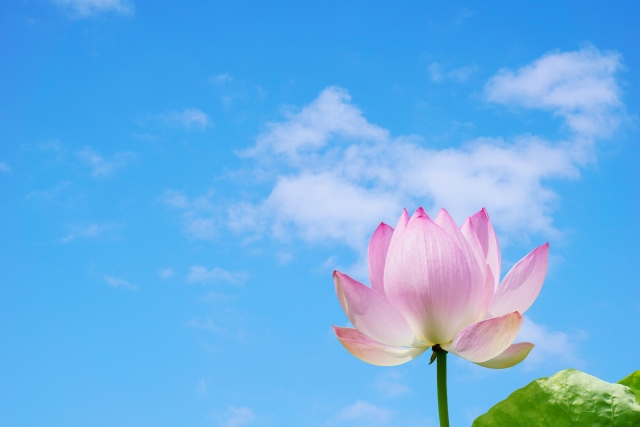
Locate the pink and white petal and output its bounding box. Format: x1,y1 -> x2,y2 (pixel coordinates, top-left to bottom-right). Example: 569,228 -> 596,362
462,218 -> 496,319
486,243 -> 549,318
410,207 -> 430,223
334,271 -> 416,347
388,209 -> 410,252
368,223 -> 394,296
474,342 -> 534,369
460,218 -> 486,279
479,268 -> 497,320
434,209 -> 486,328
445,311 -> 523,363
384,216 -> 473,344
470,209 -> 501,289
333,326 -> 427,366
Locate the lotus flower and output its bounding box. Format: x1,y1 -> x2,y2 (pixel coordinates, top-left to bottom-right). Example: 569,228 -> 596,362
333,208 -> 548,369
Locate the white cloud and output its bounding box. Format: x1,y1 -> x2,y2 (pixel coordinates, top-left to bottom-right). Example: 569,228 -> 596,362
220,406 -> 255,427
517,316 -> 586,369
240,86 -> 389,160
200,292 -> 237,303
162,109 -> 211,131
161,190 -> 218,240
212,73 -> 234,84
0,161 -> 10,173
196,378 -> 208,395
485,46 -> 624,137
224,48 -> 624,266
373,370 -> 410,398
104,275 -> 137,290
276,251 -> 293,265
53,0 -> 134,17
61,222 -> 120,242
331,401 -> 392,426
429,62 -> 477,82
184,217 -> 216,240
61,223 -> 101,242
186,318 -> 223,332
158,268 -> 174,279
186,266 -> 249,285
78,147 -> 136,177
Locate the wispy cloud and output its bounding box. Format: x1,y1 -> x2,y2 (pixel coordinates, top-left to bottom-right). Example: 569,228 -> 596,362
200,292 -> 237,304
209,72 -> 267,111
0,161 -> 11,173
78,147 -> 136,177
186,266 -> 249,285
104,275 -> 137,290
161,109 -> 211,131
161,190 -> 218,240
61,223 -> 101,242
428,62 -> 477,82
211,73 -> 234,84
218,406 -> 255,427
218,47 -> 624,268
186,318 -> 223,332
517,316 -> 586,370
330,401 -> 392,426
157,268 -> 175,279
485,46 -> 624,137
61,222 -> 121,243
53,0 -> 134,17
373,370 -> 410,398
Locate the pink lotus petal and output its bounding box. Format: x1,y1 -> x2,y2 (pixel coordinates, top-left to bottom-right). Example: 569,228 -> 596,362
388,209 -> 410,253
474,342 -> 534,369
333,326 -> 426,366
461,218 -> 495,318
410,207 -> 430,223
384,216 -> 473,344
486,243 -> 549,318
445,311 -> 523,363
460,218 -> 485,275
395,208 -> 410,235
368,223 -> 394,296
434,209 -> 486,328
334,271 -> 416,347
470,208 -> 501,290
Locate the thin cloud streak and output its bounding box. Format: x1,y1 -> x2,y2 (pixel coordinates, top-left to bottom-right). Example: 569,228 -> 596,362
53,0 -> 134,17
330,400 -> 392,426
186,266 -> 249,285
104,275 -> 137,290
61,222 -> 121,243
517,316 -> 586,370
161,109 -> 211,131
78,147 -> 136,177
161,190 -> 219,241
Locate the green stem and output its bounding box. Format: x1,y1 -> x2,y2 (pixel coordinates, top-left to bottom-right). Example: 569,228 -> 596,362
436,347 -> 450,427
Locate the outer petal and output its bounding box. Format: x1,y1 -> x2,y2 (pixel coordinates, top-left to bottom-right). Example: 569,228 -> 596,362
410,207 -> 430,223
461,218 -> 495,319
486,243 -> 549,318
445,311 -> 523,363
333,326 -> 427,366
470,208 -> 501,290
434,209 -> 485,329
474,342 -> 534,369
388,209 -> 410,253
334,271 -> 416,347
384,216 -> 473,344
368,223 -> 394,296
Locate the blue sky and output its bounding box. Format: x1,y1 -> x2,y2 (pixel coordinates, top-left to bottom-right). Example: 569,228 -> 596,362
1,1 -> 639,426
